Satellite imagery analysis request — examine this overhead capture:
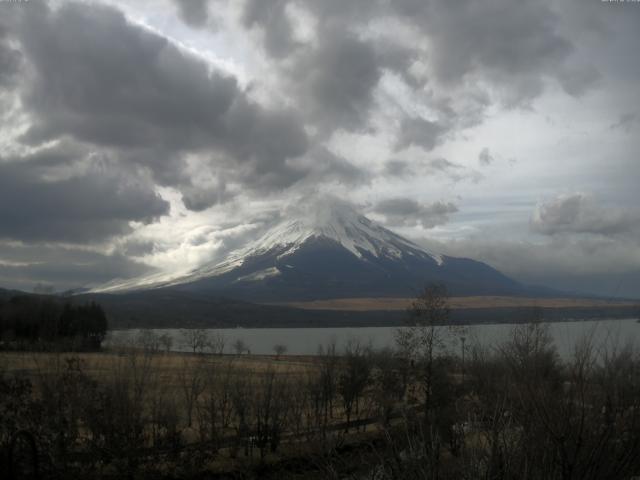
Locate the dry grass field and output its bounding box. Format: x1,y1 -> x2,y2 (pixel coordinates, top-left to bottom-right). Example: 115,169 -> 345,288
274,296 -> 640,311
0,349 -> 331,457
0,350 -> 316,386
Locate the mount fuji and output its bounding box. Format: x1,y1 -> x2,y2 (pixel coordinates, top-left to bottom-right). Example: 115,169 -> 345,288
94,201 -> 525,302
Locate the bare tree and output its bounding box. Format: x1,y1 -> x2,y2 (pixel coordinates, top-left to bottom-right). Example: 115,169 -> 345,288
158,333 -> 173,353
135,330 -> 161,353
230,372 -> 253,457
233,338 -> 247,356
398,284 -> 462,411
252,368 -> 291,458
287,375 -> 312,438
371,348 -> 404,426
181,328 -> 209,354
207,332 -> 226,355
492,324 -> 640,480
273,344 -> 287,360
338,340 -> 371,432
394,284 -> 458,477
179,357 -> 207,428
317,341 -> 339,437
197,358 -> 236,450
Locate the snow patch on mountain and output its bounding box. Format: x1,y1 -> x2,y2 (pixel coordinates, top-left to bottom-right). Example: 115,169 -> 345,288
235,267 -> 281,283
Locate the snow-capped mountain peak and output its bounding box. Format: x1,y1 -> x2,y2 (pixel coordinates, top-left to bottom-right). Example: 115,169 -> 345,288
172,202 -> 444,284
242,201 -> 442,263
93,202 -> 443,294
92,199 -> 523,301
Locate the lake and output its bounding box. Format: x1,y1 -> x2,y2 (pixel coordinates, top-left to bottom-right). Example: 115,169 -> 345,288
105,318 -> 640,358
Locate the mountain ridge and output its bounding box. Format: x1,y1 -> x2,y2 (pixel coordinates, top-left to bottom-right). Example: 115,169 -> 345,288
93,201 -> 525,301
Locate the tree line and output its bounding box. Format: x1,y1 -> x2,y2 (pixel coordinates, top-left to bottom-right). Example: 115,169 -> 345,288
0,295 -> 108,350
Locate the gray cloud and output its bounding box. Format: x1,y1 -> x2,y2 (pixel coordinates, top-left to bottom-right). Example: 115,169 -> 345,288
530,193 -> 640,236
426,158 -> 483,183
381,157 -> 480,184
172,0 -> 210,28
478,147 -> 494,166
119,239 -> 156,258
11,2 -> 309,210
0,243 -> 153,292
384,159 -> 412,177
0,26 -> 21,88
243,0 -> 296,58
0,145 -> 169,243
396,117 -> 449,152
239,0 -> 597,140
374,197 -> 458,229
610,112 -> 639,133
292,31 -> 381,132
180,180 -> 233,212
18,3 -> 232,148
393,0 -> 595,103
304,147 -> 369,186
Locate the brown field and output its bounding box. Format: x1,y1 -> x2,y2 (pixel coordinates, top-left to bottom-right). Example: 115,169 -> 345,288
273,296 -> 640,311
0,350 -> 316,381
0,350 -> 325,448
0,349 -> 382,477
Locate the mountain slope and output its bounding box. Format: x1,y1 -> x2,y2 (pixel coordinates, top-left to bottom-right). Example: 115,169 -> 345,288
94,202 -> 525,301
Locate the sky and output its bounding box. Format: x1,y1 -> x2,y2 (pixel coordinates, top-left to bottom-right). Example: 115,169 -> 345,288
0,0 -> 639,298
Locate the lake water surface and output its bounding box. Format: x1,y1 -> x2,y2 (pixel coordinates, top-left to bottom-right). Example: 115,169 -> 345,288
105,318 -> 640,358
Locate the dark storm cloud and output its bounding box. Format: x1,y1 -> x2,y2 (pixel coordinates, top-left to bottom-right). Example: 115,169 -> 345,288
374,197 -> 458,229
392,0 -> 595,103
217,97 -> 308,186
172,0 -> 210,28
12,1 -> 309,210
0,147 -> 169,243
292,31 -> 381,132
245,0 -> 598,103
240,0 -> 599,150
0,243 -> 154,291
530,193 -> 640,236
